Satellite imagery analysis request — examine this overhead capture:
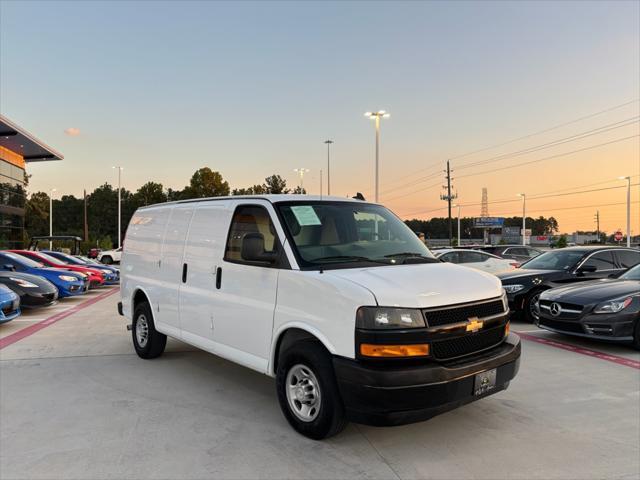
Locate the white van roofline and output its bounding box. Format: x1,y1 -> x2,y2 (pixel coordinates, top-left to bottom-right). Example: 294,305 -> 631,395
137,194 -> 373,210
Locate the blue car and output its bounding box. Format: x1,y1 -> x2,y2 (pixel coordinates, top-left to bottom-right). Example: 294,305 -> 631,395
0,251 -> 88,298
43,251 -> 120,284
0,283 -> 21,323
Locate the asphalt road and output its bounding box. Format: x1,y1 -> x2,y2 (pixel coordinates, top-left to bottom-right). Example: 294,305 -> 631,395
1,287 -> 638,480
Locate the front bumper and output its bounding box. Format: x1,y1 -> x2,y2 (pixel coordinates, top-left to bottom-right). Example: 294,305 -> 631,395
20,290 -> 58,308
333,333 -> 521,426
537,312 -> 636,343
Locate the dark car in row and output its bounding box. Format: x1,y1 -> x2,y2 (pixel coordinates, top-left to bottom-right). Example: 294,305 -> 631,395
0,272 -> 59,308
536,264 -> 640,349
477,245 -> 543,264
497,247 -> 640,322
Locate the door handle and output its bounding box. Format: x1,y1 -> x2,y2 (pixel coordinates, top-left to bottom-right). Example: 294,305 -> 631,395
182,263 -> 188,283
215,267 -> 222,289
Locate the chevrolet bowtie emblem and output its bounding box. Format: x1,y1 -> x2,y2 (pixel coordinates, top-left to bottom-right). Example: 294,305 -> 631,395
466,317 -> 484,333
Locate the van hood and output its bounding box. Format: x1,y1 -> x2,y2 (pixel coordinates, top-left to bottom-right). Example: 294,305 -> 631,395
327,263 -> 502,308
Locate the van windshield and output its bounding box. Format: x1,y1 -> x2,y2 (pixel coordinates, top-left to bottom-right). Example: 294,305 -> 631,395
277,201 -> 436,269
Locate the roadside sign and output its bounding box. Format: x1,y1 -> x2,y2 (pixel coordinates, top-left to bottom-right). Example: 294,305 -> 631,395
614,230 -> 623,242
521,229 -> 532,236
473,217 -> 505,228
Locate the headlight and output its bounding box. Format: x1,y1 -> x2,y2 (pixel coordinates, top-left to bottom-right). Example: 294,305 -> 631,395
9,277 -> 39,288
503,284 -> 525,294
59,275 -> 79,282
356,307 -> 425,329
593,297 -> 633,314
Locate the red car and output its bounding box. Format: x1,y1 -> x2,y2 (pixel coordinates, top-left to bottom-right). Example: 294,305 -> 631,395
9,250 -> 105,289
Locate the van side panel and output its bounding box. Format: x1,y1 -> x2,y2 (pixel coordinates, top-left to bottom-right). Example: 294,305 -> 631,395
179,201 -> 231,345
270,270 -> 376,375
121,206 -> 172,320
156,203 -> 196,337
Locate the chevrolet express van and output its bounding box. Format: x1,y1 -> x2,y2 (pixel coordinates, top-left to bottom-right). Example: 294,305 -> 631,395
119,196 -> 521,439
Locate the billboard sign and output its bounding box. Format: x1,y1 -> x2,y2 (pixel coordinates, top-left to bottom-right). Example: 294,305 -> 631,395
473,217 -> 505,228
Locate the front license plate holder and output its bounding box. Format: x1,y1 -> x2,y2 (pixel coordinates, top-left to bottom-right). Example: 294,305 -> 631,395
474,368 -> 497,396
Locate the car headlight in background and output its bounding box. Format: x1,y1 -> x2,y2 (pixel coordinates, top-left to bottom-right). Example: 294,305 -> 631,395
9,277 -> 39,288
356,307 -> 425,329
59,275 -> 79,282
593,297 -> 633,314
503,284 -> 525,294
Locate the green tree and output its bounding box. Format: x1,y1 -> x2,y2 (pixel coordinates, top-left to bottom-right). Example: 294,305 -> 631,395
134,182 -> 167,207
183,168 -> 230,198
263,175 -> 289,194
556,235 -> 568,248
291,186 -> 306,194
24,191 -> 51,237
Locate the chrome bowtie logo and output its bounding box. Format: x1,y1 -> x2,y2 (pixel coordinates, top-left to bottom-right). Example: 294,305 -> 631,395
550,302 -> 562,317
466,316 -> 484,333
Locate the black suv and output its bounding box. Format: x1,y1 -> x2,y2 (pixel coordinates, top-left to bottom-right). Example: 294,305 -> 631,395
479,245 -> 543,263
497,247 -> 640,322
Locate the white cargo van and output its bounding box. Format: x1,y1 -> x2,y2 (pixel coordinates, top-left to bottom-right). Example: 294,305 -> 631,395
119,196 -> 520,439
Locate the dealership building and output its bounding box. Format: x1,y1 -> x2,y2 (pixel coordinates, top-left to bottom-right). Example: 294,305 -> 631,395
0,115 -> 63,249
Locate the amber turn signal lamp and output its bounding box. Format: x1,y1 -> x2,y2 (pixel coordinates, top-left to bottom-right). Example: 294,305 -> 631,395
505,322 -> 510,336
360,343 -> 429,357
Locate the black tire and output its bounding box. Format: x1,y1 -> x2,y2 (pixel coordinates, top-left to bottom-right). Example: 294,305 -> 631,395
276,340 -> 347,440
102,256 -> 113,265
132,301 -> 166,359
632,319 -> 640,351
523,289 -> 544,323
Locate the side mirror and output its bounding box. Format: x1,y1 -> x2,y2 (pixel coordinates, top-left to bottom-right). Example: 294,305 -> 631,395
2,264 -> 15,271
577,264 -> 597,274
241,233 -> 278,264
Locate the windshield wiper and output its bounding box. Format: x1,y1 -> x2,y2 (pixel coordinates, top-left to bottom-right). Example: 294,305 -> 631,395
309,255 -> 389,265
383,252 -> 440,263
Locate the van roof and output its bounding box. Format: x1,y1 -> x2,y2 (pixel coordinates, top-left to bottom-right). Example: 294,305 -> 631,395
137,194 -> 371,210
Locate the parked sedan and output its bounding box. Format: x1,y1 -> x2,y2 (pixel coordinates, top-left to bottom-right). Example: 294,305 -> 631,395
0,251 -> 88,298
10,250 -> 105,288
537,264 -> 640,349
0,272 -> 59,307
479,245 -> 543,264
97,247 -> 122,265
43,251 -> 119,284
498,247 -> 640,322
435,249 -> 517,274
0,284 -> 21,324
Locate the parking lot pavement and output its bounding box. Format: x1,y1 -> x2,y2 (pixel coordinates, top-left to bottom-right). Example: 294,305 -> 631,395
1,292 -> 639,480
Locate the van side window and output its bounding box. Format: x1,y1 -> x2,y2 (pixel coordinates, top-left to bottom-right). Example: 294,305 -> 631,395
224,205 -> 279,265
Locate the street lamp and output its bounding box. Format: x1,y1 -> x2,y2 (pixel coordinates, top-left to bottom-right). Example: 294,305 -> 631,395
49,188 -> 57,250
517,193 -> 526,246
618,176 -> 631,247
113,166 -> 124,248
364,110 -> 390,202
294,168 -> 310,191
324,140 -> 334,196
454,204 -> 461,247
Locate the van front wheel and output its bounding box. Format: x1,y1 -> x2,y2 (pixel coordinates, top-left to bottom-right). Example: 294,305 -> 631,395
276,341 -> 347,440
132,302 -> 166,359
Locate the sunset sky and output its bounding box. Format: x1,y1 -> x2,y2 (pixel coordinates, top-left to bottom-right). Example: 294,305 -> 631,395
1,1 -> 638,234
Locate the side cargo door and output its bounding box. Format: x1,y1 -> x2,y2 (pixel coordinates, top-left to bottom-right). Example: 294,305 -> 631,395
156,203 -> 195,337
179,201 -> 231,351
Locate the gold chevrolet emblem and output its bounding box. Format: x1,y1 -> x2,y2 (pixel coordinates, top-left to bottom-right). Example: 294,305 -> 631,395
466,317 -> 484,333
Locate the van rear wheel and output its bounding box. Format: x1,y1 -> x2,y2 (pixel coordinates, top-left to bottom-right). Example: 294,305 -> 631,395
132,301 -> 166,359
276,341 -> 347,440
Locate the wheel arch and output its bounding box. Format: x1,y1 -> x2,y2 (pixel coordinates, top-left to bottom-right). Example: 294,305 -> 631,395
270,325 -> 336,376
131,287 -> 154,318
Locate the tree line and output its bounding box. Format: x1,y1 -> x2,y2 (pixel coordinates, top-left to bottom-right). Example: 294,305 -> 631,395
25,168 -> 305,249
405,216 -> 560,240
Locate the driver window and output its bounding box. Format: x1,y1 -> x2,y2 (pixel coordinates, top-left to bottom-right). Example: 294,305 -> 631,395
224,205 -> 278,264
583,251 -> 615,271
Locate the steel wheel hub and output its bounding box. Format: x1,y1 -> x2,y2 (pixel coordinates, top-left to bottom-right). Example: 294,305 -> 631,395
286,364 -> 321,422
136,314 -> 149,348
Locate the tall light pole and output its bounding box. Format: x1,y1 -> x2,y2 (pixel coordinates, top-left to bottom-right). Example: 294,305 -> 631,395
294,168 -> 309,191
364,110 -> 390,202
49,188 -> 57,250
324,140 -> 333,196
517,193 -> 526,246
454,204 -> 461,247
113,166 -> 124,248
619,176 -> 631,247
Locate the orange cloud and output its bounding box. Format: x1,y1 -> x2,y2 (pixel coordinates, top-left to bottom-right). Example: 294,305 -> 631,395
64,127 -> 80,136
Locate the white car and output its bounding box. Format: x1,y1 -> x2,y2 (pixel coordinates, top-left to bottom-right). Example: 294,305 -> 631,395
97,247 -> 122,265
435,248 -> 517,274
119,196 -> 521,439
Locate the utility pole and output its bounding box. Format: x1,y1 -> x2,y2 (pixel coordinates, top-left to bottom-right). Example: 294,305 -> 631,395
440,160 -> 457,245
84,189 -> 89,242
320,170 -> 323,199
324,140 -> 333,196
594,210 -> 600,243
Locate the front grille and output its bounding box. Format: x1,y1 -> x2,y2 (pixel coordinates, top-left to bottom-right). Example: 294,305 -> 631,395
539,317 -> 584,333
539,300 -> 583,312
424,299 -> 505,327
431,326 -> 505,360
